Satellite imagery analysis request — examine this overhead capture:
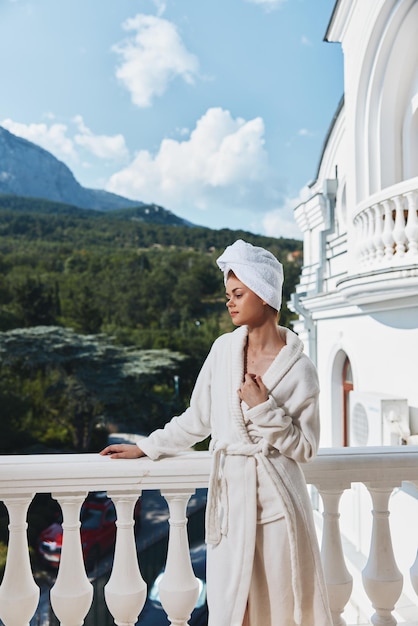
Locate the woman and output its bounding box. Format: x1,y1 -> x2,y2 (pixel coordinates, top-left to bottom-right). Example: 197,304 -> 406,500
100,239 -> 332,626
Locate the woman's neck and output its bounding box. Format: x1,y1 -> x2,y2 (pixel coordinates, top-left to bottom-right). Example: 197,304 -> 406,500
246,322 -> 285,355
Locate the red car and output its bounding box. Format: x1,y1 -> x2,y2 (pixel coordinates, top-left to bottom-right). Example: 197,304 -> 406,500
38,492 -> 141,571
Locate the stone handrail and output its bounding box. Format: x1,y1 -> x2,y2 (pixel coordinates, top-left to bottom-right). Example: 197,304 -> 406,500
352,177 -> 418,269
0,447 -> 417,626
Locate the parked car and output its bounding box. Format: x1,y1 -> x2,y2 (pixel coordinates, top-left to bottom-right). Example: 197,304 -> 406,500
37,491 -> 141,571
137,542 -> 208,625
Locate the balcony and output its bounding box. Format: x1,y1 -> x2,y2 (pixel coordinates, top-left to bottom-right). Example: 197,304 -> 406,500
336,178 -> 418,306
0,446 -> 418,626
352,178 -> 418,268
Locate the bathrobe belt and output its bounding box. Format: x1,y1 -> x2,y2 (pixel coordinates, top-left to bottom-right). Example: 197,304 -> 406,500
206,440 -> 303,625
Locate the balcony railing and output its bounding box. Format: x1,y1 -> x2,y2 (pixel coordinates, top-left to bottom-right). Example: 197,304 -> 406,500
0,446 -> 418,626
353,177 -> 418,270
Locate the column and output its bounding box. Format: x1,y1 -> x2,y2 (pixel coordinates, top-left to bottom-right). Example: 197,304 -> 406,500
0,495 -> 40,626
382,199 -> 395,262
49,492 -> 93,626
392,195 -> 407,259
159,490 -> 199,626
372,203 -> 385,263
404,190 -> 418,257
104,491 -> 146,626
319,488 -> 353,626
362,486 -> 403,626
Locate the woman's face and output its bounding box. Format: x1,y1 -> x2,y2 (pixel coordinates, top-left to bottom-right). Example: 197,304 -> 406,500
225,274 -> 267,327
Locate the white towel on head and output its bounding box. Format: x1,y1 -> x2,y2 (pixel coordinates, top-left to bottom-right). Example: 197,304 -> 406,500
216,239 -> 284,311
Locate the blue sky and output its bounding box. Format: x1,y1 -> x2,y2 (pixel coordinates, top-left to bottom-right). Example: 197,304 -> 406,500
0,0 -> 343,238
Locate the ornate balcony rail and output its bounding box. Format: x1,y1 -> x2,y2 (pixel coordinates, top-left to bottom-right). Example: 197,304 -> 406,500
353,177 -> 418,270
0,447 -> 417,626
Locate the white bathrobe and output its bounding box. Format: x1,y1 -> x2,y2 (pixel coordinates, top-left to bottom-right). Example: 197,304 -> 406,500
139,325 -> 332,626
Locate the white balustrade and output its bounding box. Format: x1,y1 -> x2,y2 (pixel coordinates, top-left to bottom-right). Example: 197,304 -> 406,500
405,191 -> 418,257
320,488 -> 354,626
158,490 -> 200,626
353,177 -> 418,269
50,492 -> 93,626
104,490 -> 147,626
382,199 -> 395,262
0,448 -> 417,626
392,196 -> 407,259
0,494 -> 39,626
362,487 -> 403,626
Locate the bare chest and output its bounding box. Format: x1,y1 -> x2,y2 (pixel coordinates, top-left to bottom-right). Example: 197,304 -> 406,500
244,349 -> 277,378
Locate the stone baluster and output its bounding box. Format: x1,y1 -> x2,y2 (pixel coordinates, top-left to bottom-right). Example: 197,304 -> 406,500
365,206 -> 377,265
357,213 -> 368,266
382,199 -> 395,261
105,490 -> 147,626
50,492 -> 94,626
372,203 -> 385,263
319,488 -> 353,626
362,486 -> 403,626
159,490 -> 199,626
410,549 -> 418,597
0,495 -> 40,626
392,195 -> 407,259
404,190 -> 418,257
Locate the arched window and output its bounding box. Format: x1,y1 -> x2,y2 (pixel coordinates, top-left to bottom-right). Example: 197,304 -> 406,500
342,357 -> 353,446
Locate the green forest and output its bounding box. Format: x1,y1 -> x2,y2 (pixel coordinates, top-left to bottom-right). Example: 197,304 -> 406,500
0,194 -> 303,455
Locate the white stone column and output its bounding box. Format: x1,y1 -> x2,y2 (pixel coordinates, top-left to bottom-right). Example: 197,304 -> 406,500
373,203 -> 385,263
362,486 -> 403,626
392,195 -> 407,259
0,494 -> 40,626
382,199 -> 395,261
50,492 -> 93,626
159,490 -> 199,626
354,212 -> 367,267
365,206 -> 377,265
404,190 -> 418,257
104,490 -> 146,626
319,488 -> 353,626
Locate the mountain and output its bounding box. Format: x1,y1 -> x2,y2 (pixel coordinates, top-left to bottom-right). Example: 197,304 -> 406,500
0,125 -> 142,212
0,193 -> 195,227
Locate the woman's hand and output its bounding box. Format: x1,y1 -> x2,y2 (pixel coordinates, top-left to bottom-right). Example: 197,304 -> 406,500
99,443 -> 145,459
238,373 -> 269,408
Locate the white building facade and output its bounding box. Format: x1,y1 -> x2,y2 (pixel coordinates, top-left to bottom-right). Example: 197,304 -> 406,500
291,2 -> 418,620
292,0 -> 418,450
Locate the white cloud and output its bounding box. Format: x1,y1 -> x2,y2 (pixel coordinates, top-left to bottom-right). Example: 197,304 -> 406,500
0,118 -> 77,160
1,116 -> 130,167
112,14 -> 199,108
152,0 -> 166,17
245,0 -> 287,12
298,128 -> 315,137
106,107 -> 283,218
262,196 -> 303,240
73,115 -> 129,161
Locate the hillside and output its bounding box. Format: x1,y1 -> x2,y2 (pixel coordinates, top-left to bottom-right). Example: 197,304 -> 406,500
0,125 -> 142,212
0,193 -> 302,257
0,195 -> 302,338
0,198 -> 303,453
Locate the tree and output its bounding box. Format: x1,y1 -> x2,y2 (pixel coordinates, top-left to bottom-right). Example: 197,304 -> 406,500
12,277 -> 58,326
0,326 -> 187,453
